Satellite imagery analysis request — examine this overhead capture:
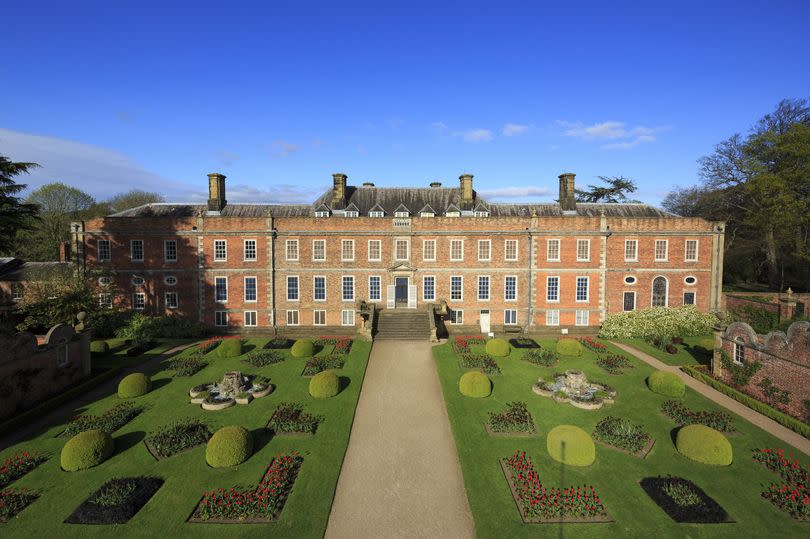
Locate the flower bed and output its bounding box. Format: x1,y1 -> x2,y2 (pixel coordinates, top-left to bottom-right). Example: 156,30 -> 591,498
509,338 -> 539,349
577,336 -> 607,354
144,420 -> 212,460
301,355 -> 345,376
453,335 -> 485,354
64,477 -> 164,524
189,453 -> 302,523
60,402 -> 143,438
198,335 -> 241,354
639,476 -> 731,523
315,336 -> 353,354
592,416 -> 654,457
660,400 -> 735,432
244,349 -> 284,368
486,402 -> 536,435
753,448 -> 810,520
502,450 -> 610,523
168,355 -> 207,377
0,489 -> 38,523
0,451 -> 46,489
459,353 -> 501,376
595,353 -> 632,375
522,348 -> 559,367
266,402 -> 322,435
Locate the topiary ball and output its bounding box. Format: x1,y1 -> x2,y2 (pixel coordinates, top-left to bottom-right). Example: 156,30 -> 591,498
291,339 -> 315,358
205,426 -> 253,468
485,338 -> 510,357
61,429 -> 114,471
90,340 -> 109,356
647,370 -> 685,397
459,371 -> 492,398
555,339 -> 583,357
216,339 -> 243,358
547,425 -> 596,466
117,373 -> 152,398
309,370 -> 340,398
676,424 -> 733,465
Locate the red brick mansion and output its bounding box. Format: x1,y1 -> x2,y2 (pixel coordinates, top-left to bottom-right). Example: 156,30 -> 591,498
73,172 -> 725,335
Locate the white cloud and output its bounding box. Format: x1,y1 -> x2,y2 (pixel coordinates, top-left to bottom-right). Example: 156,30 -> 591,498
431,121 -> 448,132
455,128 -> 493,143
480,186 -> 553,199
269,140 -> 300,158
557,120 -> 669,149
601,135 -> 656,150
502,123 -> 529,136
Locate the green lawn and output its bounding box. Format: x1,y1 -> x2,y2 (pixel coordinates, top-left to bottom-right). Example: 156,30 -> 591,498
2,337 -> 371,538
616,335 -> 713,366
92,338 -> 197,369
434,339 -> 808,538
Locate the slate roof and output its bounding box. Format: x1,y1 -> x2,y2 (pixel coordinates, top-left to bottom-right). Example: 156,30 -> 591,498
312,186 -> 476,214
0,259 -> 73,281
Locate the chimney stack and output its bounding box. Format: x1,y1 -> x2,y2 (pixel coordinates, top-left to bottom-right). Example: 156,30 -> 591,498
459,173 -> 474,204
430,181 -> 442,188
207,173 -> 227,212
331,173 -> 347,207
558,172 -> 576,212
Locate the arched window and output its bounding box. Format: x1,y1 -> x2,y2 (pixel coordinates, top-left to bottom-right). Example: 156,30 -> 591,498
652,276 -> 668,307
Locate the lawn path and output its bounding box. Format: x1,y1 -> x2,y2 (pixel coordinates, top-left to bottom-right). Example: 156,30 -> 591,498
612,341 -> 810,456
0,342 -> 195,451
325,340 -> 475,539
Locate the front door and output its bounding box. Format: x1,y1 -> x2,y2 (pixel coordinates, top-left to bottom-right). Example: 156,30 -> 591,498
479,309 -> 491,333
395,277 -> 409,306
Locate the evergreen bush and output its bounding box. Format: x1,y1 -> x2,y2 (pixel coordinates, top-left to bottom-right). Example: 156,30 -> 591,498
547,425 -> 596,466
599,306 -> 717,339
205,426 -> 253,468
309,370 -> 340,398
676,424 -> 733,465
647,370 -> 685,397
555,339 -> 583,357
459,371 -> 492,398
117,373 -> 151,398
291,339 -> 315,358
61,429 -> 114,471
485,338 -> 510,357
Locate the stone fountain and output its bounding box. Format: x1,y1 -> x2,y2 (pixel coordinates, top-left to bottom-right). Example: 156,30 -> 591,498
532,369 -> 616,410
189,370 -> 274,410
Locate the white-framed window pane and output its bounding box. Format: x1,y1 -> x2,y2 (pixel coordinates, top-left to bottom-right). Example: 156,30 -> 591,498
287,276 -> 299,301
131,240 -> 144,262
99,293 -> 112,308
314,310 -> 326,326
477,276 -> 490,301
547,239 -> 560,261
395,239 -> 409,261
286,240 -> 299,261
215,277 -> 228,302
214,240 -> 227,261
286,310 -> 299,326
575,310 -> 589,326
98,239 -> 111,261
576,239 -> 590,261
505,276 -> 517,301
312,239 -> 326,261
342,240 -> 355,261
547,276 -> 559,302
342,276 -> 354,301
450,309 -> 463,324
450,240 -> 464,261
623,291 -> 636,311
504,309 -> 517,325
164,240 -> 177,262
478,240 -> 491,261
685,240 -> 698,261
546,309 -> 559,326
683,292 -> 696,305
655,240 -> 668,261
576,277 -> 589,302
624,240 -> 637,261
734,342 -> 744,364
11,282 -> 24,300
368,240 -> 381,261
244,239 -> 257,261
244,277 -> 258,302
244,311 -> 257,327
342,309 -> 355,326
215,311 -> 228,326
133,292 -> 145,310
652,276 -> 668,307
165,292 -> 178,309
423,240 -> 436,261
369,276 -> 381,301
314,276 -> 326,301
423,276 -> 435,301
450,276 -> 463,301
505,240 -> 518,261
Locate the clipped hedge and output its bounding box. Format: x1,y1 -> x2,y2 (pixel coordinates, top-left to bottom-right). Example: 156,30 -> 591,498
599,305 -> 718,339
459,371 -> 492,398
61,429 -> 114,471
216,339 -> 243,358
676,424 -> 733,465
556,339 -> 583,357
291,339 -> 315,358
647,370 -> 685,397
682,365 -> 810,438
90,340 -> 109,356
205,426 -> 253,468
698,338 -> 716,352
547,425 -> 595,466
309,370 -> 340,399
485,338 -> 510,357
114,313 -> 205,341
117,373 -> 152,399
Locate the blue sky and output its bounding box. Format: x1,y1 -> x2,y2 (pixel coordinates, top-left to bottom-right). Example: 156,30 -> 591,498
2,0 -> 809,205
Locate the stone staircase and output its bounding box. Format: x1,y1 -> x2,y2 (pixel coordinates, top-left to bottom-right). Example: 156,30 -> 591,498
375,309 -> 431,341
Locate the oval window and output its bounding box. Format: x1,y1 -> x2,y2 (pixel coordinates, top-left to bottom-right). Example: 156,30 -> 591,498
164,276 -> 177,286
98,276 -> 112,286
624,275 -> 636,285
132,276 -> 145,286
684,276 -> 697,285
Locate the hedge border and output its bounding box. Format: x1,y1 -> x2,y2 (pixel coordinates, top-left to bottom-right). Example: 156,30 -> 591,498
681,365 -> 810,439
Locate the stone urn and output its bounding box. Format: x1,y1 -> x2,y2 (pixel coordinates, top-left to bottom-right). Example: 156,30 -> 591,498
565,370 -> 588,392
220,371 -> 247,397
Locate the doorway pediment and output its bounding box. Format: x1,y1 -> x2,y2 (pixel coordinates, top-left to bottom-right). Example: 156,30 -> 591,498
388,262 -> 417,274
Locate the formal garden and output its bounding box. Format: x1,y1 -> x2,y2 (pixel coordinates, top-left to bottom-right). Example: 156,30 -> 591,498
433,334 -> 810,537
0,334 -> 370,537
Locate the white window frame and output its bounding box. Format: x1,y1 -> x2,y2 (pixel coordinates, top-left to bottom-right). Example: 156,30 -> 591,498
244,310 -> 257,327
369,210 -> 385,218
342,275 -> 355,301
683,291 -> 696,306
244,239 -> 257,261
450,239 -> 464,261
286,239 -> 299,261
504,275 -> 517,302
369,275 -> 381,302
313,309 -> 326,326
286,275 -> 299,302
244,276 -> 258,303
450,275 -> 463,302
624,239 -> 638,262
98,292 -> 112,309
98,239 -> 111,262
394,239 -> 409,261
163,239 -> 177,263
214,239 -> 227,262
623,291 -> 636,312
214,276 -> 228,303
341,239 -> 355,261
342,309 -> 355,326
685,239 -> 699,262
165,291 -> 178,309
11,282 -> 24,301
575,310 -> 589,326
215,311 -> 228,327
504,239 -> 518,261
133,292 -> 145,310
345,210 -> 359,218
477,240 -> 491,261
312,239 -> 326,261
423,275 -> 436,301
315,210 -> 330,218
654,239 -> 669,261
547,239 -> 560,262
575,276 -> 589,302
546,309 -> 560,326
394,210 -> 409,218
477,275 -> 490,301
546,276 -> 559,303
504,309 -> 517,325
286,310 -> 299,326
576,239 -> 590,262
624,275 -> 637,285
368,240 -> 381,262
130,239 -> 144,262
733,341 -> 744,365
422,239 -> 436,262
651,275 -> 669,307
450,309 -> 464,324
313,275 -> 326,302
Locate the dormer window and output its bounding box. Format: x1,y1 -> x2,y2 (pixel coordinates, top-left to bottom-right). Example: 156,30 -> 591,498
344,211 -> 359,217
369,211 -> 385,217
446,211 -> 460,217
474,210 -> 489,217
395,211 -> 409,218
393,204 -> 410,218
420,212 -> 435,218
315,211 -> 330,218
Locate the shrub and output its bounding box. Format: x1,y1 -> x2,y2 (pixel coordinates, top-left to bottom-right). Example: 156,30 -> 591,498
647,370 -> 685,397
115,313 -> 205,341
61,429 -> 114,471
291,339 -> 315,358
593,416 -> 650,453
555,339 -> 583,357
302,355 -> 345,376
547,425 -> 596,466
485,338 -> 510,357
309,371 -> 340,399
458,353 -> 501,375
216,339 -> 243,358
86,309 -> 133,339
117,373 -> 151,398
459,371 -> 491,398
267,402 -> 321,434
661,400 -> 735,432
698,338 -> 716,352
205,426 -> 253,468
523,348 -> 559,367
145,420 -> 211,459
488,402 -> 534,433
90,340 -> 109,356
675,424 -> 732,465
244,349 -> 283,367
599,305 -> 718,339
730,304 -> 778,333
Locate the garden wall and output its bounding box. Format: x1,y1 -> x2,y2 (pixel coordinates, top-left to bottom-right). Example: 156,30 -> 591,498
0,323 -> 91,421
